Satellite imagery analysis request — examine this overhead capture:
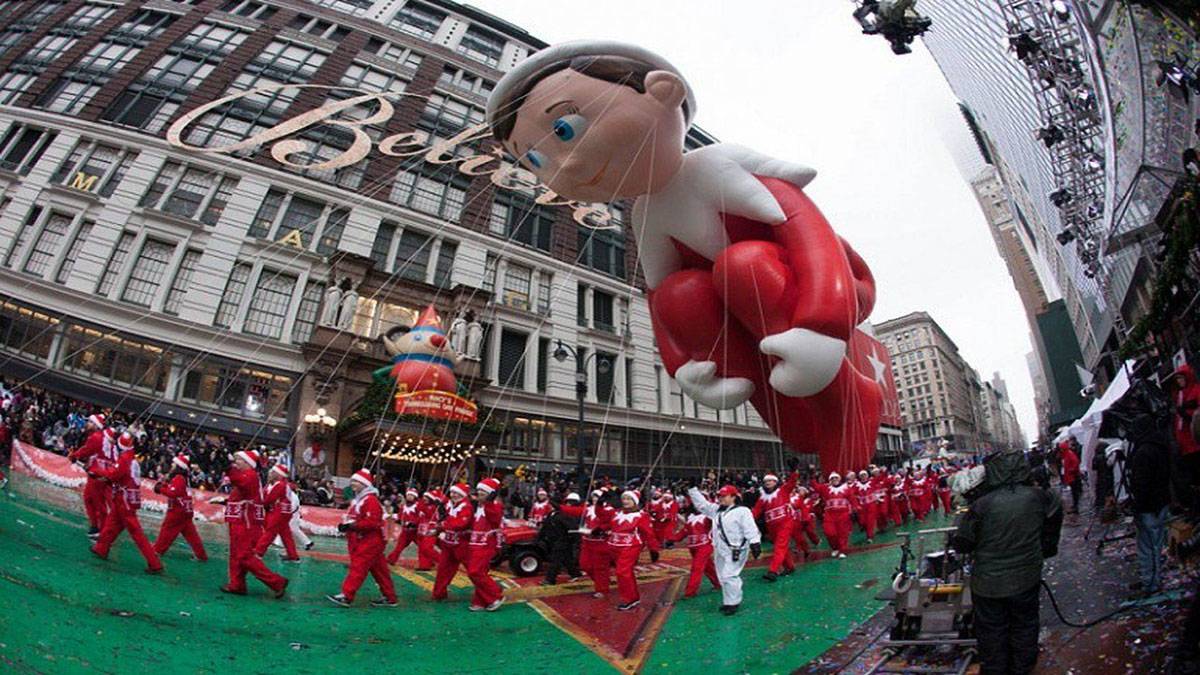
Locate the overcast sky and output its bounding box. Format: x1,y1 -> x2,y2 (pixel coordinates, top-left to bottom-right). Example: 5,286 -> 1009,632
468,0 -> 1039,440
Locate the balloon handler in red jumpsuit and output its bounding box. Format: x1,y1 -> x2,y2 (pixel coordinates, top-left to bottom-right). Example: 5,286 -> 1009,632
431,482 -> 474,603
670,494 -> 722,598
68,413 -> 112,537
327,469 -> 398,607
90,432 -> 163,573
752,457 -> 801,580
255,463 -> 300,562
386,487 -> 422,565
152,453 -> 207,561
217,450 -> 288,598
607,490 -> 661,611
464,478 -> 506,611
485,40 -> 882,472
810,472 -> 855,558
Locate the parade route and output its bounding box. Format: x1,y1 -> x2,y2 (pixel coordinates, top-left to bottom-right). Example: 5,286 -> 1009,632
0,480 -> 955,674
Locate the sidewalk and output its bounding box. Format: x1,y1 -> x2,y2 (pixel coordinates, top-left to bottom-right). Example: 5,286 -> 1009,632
800,483 -> 1193,673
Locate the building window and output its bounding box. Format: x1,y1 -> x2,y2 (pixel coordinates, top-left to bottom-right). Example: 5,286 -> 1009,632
537,272 -> 552,316
592,290 -> 614,333
576,284 -> 587,327
437,66 -> 493,97
389,2 -> 445,40
56,219 -> 93,284
497,329 -> 527,389
578,226 -> 626,279
0,123 -> 56,174
121,239 -> 176,307
391,169 -> 466,222
243,270 -> 297,339
247,189 -> 344,254
369,220 -> 395,270
418,94 -> 485,140
291,280 -> 324,343
536,337 -> 549,393
363,38 -> 422,71
434,240 -> 456,289
0,300 -> 59,361
139,161 -> 240,225
0,0 -> 117,105
3,205 -> 42,268
163,248 -> 200,315
184,40 -> 328,152
393,229 -> 432,282
596,350 -> 616,403
503,263 -> 532,311
456,25 -> 504,68
482,253 -> 497,294
36,10 -> 177,114
309,0 -> 372,15
103,21 -> 249,132
490,198 -> 554,251
220,0 -> 277,20
180,359 -> 293,421
51,140 -> 137,197
214,263 -> 251,328
0,2 -> 66,63
61,325 -> 170,393
96,231 -> 136,296
288,14 -> 351,41
23,211 -> 73,278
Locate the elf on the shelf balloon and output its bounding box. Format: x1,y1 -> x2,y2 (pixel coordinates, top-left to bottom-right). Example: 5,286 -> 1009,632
486,41 -> 882,471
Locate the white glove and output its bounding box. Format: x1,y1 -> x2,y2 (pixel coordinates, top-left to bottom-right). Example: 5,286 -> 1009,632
759,328 -> 846,398
674,360 -> 754,410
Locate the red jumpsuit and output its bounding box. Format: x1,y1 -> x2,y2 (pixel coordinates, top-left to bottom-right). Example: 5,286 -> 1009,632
868,475 -> 890,533
607,510 -> 660,605
255,479 -> 299,560
672,513 -> 720,597
386,500 -> 422,564
431,499 -> 473,600
92,449 -> 163,571
649,496 -> 679,546
811,481 -> 855,554
69,429 -> 113,530
888,475 -> 909,525
789,492 -> 820,556
223,468 -> 287,595
465,500 -> 504,609
852,481 -> 876,540
528,499 -> 553,526
935,474 -> 953,513
752,474 -> 797,574
413,501 -> 440,570
339,488 -> 397,603
577,501 -> 614,594
153,474 -> 207,560
907,474 -> 932,521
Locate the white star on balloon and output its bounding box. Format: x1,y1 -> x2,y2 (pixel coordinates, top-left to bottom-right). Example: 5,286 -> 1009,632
868,347 -> 888,384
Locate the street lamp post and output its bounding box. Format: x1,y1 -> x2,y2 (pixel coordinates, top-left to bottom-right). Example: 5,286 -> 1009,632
552,340 -> 609,481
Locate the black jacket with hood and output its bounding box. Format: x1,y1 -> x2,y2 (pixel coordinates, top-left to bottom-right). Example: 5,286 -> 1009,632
952,451 -> 1063,598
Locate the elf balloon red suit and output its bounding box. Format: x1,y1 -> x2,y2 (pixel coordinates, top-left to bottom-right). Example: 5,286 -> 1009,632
90,433 -> 163,573
431,483 -> 474,601
255,464 -> 299,561
608,490 -> 660,611
465,478 -> 506,611
68,414 -> 113,535
386,488 -> 422,565
671,505 -> 721,598
152,454 -> 207,561
328,469 -> 397,607
219,450 -> 287,597
485,41 -> 883,472
751,471 -> 797,578
811,473 -> 854,557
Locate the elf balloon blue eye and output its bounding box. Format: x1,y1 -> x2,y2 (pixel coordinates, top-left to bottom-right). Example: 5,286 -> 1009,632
526,150 -> 545,169
552,114 -> 587,142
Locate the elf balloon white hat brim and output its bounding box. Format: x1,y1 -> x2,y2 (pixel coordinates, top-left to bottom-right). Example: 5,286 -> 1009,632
486,39 -> 697,134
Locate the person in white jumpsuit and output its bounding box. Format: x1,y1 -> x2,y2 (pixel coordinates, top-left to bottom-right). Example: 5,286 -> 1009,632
688,484 -> 762,615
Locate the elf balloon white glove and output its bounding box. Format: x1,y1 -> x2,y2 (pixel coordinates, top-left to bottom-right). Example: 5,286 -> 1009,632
674,360 -> 754,410
759,328 -> 846,398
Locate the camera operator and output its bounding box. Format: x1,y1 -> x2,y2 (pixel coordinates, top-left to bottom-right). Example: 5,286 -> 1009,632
951,451 -> 1063,675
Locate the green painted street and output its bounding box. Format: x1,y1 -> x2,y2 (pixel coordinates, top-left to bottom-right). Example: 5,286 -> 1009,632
0,484 -> 952,674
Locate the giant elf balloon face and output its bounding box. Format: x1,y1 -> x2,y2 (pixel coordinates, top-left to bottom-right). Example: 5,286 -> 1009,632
490,56 -> 689,203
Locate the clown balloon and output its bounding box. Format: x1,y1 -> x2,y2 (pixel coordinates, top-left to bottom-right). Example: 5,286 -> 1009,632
487,41 -> 882,471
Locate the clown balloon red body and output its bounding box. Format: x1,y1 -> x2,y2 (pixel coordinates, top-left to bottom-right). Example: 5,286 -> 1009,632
487,40 -> 882,470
